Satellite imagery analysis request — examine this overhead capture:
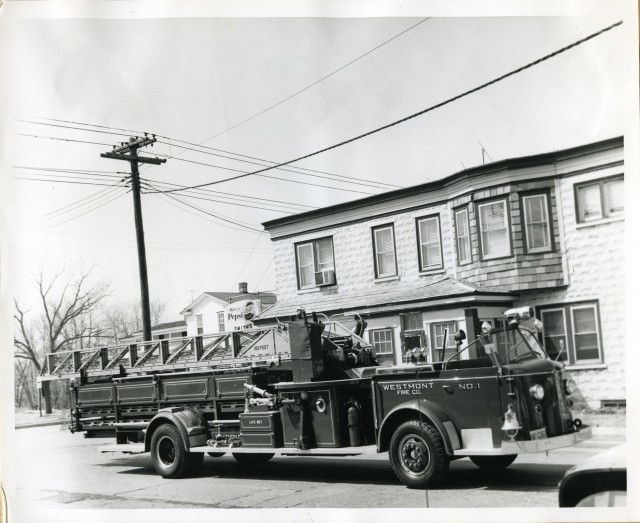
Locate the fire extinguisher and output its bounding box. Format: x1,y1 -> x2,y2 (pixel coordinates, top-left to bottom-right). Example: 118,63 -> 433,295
347,399 -> 364,447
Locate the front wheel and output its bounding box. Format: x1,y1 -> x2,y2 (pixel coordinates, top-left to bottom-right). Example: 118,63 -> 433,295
150,424 -> 192,478
469,454 -> 517,471
232,453 -> 275,465
389,420 -> 449,488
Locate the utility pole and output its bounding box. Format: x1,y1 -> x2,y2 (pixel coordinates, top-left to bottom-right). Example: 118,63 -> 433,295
101,135 -> 166,342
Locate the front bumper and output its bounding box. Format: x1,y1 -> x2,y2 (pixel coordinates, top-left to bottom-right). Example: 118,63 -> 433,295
502,426 -> 592,454
453,426 -> 591,457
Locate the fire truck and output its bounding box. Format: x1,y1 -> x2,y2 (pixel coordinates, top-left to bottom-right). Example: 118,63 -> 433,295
38,306 -> 589,488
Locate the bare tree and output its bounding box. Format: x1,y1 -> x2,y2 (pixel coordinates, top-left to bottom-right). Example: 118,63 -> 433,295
101,299 -> 166,343
14,266 -> 109,414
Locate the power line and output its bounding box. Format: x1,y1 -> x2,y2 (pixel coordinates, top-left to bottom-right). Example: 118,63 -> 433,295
15,119 -> 132,138
155,139 -> 397,190
15,168 -> 126,181
15,177 -> 129,188
29,185 -> 125,224
15,165 -> 127,175
153,191 -> 263,235
140,181 -> 297,214
155,20 -> 623,195
231,232 -> 265,291
24,120 -> 397,192
17,133 -> 115,147
144,181 -> 263,232
144,152 -> 376,195
35,188 -> 129,231
140,178 -> 317,210
199,18 -> 431,142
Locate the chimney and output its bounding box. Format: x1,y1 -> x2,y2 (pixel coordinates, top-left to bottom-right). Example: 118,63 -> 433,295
238,282 -> 248,294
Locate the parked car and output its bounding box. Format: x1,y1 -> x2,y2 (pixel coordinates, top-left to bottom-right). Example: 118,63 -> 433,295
559,444 -> 626,507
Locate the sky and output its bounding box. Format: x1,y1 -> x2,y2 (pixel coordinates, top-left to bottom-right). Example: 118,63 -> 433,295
1,3 -> 634,323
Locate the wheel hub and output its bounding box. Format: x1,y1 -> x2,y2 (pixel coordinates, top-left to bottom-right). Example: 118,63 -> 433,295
158,436 -> 176,467
399,436 -> 430,475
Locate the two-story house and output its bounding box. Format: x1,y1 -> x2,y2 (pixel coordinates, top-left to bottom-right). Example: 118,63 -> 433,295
255,137 -> 624,409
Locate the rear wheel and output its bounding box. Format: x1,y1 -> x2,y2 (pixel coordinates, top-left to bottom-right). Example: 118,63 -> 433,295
389,420 -> 449,488
470,454 -> 517,471
232,453 -> 275,465
150,424 -> 192,478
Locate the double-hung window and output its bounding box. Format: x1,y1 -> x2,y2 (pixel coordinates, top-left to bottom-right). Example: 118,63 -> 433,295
477,200 -> 511,259
431,321 -> 458,362
196,314 -> 204,335
575,176 -> 624,223
538,302 -> 603,365
522,193 -> 552,253
372,224 -> 397,279
370,328 -> 394,356
454,208 -> 472,264
416,216 -> 443,271
217,311 -> 225,332
295,237 -> 335,289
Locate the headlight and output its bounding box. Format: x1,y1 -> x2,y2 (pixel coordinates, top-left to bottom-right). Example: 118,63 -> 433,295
529,384 -> 545,400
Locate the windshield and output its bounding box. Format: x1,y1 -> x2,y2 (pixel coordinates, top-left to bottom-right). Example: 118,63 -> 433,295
476,326 -> 548,365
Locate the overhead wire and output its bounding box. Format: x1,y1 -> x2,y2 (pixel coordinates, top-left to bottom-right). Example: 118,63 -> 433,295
143,151 -> 377,195
154,139 -> 398,190
24,119 -> 400,190
198,18 -> 431,142
29,185 -> 125,224
144,180 -> 263,233
140,180 -> 297,214
151,20 -> 623,195
35,187 -> 129,231
140,177 -> 317,210
153,191 -> 264,235
15,177 -> 129,188
141,179 -> 314,213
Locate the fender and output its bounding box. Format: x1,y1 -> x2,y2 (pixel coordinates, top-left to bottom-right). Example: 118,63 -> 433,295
377,399 -> 461,455
144,407 -> 208,452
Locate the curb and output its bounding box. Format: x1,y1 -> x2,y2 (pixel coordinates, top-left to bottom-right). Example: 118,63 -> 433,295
15,420 -> 65,430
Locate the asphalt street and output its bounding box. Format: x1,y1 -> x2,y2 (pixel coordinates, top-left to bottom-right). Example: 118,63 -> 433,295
6,424 -> 625,514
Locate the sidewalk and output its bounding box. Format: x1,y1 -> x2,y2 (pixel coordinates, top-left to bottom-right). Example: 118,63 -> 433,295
14,410 -> 67,430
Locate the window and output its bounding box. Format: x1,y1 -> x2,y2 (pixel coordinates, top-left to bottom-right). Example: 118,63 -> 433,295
196,314 -> 203,335
430,321 -> 459,362
372,224 -> 397,278
454,208 -> 472,264
217,311 -> 225,332
575,176 -> 624,223
401,312 -> 422,331
295,237 -> 335,289
371,328 -> 394,355
416,216 -> 443,271
538,302 -> 603,365
522,193 -> 552,252
478,200 -> 511,259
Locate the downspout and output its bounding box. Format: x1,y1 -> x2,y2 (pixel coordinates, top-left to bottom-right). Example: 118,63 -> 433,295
553,163 -> 571,286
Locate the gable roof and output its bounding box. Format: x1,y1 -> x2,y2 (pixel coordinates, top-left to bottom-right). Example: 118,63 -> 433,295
180,291 -> 277,315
